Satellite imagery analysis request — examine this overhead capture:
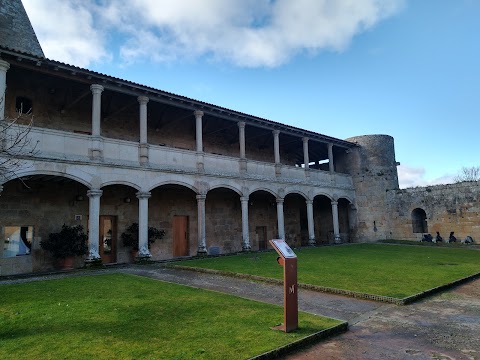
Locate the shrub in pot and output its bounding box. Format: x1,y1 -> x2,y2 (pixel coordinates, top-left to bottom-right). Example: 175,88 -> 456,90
41,224 -> 88,268
121,222 -> 165,254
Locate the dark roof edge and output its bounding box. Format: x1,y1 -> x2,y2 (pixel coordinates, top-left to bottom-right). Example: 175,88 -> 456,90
0,46 -> 357,148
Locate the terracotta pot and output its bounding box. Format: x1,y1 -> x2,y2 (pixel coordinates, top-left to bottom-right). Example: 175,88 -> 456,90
56,256 -> 75,270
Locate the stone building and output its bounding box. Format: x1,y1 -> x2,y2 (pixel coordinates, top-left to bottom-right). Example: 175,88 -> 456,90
0,0 -> 478,276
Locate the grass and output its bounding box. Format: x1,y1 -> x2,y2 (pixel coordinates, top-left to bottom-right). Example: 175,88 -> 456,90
173,244 -> 480,299
0,273 -> 340,360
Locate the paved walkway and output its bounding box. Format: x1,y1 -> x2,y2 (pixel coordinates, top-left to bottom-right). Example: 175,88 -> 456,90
2,264 -> 479,359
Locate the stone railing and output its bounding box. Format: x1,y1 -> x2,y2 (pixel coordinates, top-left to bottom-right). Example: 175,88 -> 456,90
21,127 -> 353,187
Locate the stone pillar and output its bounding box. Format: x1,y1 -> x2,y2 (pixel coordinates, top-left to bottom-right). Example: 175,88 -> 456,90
196,194 -> 207,254
331,200 -> 341,243
303,137 -> 310,177
240,196 -> 251,250
273,130 -> 281,176
90,84 -> 104,159
328,143 -> 334,173
194,110 -> 204,172
238,121 -> 247,173
0,59 -> 10,120
86,189 -> 103,262
276,197 -> 285,240
138,96 -> 149,164
306,200 -> 316,246
136,191 -> 152,258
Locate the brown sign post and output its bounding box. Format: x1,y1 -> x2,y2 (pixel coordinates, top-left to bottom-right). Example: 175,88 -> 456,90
269,239 -> 298,332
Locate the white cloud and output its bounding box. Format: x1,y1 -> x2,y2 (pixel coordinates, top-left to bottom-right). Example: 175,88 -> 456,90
22,0 -> 111,67
23,0 -> 405,68
397,164 -> 455,189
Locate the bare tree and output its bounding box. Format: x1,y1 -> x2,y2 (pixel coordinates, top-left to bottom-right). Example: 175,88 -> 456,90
0,95 -> 38,182
454,166 -> 480,183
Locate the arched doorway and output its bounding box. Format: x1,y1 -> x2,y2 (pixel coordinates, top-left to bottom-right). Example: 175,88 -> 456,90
411,208 -> 428,233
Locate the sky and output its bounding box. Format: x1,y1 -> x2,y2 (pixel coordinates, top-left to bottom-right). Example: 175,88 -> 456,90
22,0 -> 480,188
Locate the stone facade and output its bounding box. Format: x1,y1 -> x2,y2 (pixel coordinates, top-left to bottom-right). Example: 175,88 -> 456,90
0,0 -> 478,277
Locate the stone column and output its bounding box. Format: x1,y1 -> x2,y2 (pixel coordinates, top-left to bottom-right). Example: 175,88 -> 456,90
196,194 -> 207,254
276,197 -> 285,240
331,200 -> 341,243
273,130 -> 281,176
194,110 -> 204,172
136,191 -> 152,258
0,59 -> 10,120
238,121 -> 247,173
86,189 -> 103,262
303,137 -> 310,177
240,196 -> 251,250
138,96 -> 149,164
306,200 -> 316,246
90,84 -> 104,159
0,184 -> 3,196
328,143 -> 334,173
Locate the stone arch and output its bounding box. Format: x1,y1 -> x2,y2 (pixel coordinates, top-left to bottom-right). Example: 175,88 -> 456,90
411,208 -> 428,233
148,179 -> 199,194
284,189 -> 308,200
247,186 -> 278,198
248,189 -> 278,250
208,184 -> 242,196
312,191 -> 334,201
5,169 -> 92,188
100,180 -> 142,191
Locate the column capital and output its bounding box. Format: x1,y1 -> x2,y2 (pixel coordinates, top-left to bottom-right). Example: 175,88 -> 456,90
196,194 -> 206,201
0,185 -> 3,195
276,197 -> 284,204
331,200 -> 338,206
306,199 -> 313,205
87,189 -> 103,198
272,129 -> 280,136
238,121 -> 246,129
137,96 -> 149,105
90,84 -> 104,94
0,59 -> 10,73
302,137 -> 309,144
193,110 -> 204,118
136,191 -> 151,199
240,196 -> 249,202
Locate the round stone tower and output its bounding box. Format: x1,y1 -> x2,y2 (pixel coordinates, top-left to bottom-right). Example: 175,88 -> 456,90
344,135 -> 399,242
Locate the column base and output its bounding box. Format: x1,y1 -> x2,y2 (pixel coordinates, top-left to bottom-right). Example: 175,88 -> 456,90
308,238 -> 316,246
242,243 -> 251,251
84,257 -> 103,268
334,235 -> 342,244
197,246 -> 207,256
239,158 -> 247,174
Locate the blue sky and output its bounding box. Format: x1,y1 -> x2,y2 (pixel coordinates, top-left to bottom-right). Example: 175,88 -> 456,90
23,0 -> 480,188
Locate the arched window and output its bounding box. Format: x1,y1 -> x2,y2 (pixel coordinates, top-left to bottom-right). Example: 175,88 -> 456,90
411,208 -> 427,233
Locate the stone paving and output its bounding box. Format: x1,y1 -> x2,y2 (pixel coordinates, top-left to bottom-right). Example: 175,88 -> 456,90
1,264 -> 479,359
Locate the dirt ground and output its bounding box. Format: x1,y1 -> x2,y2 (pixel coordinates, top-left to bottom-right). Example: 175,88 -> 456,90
2,265 -> 479,359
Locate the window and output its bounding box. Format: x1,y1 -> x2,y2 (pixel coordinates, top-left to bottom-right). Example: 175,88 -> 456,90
411,208 -> 427,233
15,96 -> 33,114
2,226 -> 33,258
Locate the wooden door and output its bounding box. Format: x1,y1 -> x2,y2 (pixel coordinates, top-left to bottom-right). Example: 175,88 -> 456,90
99,216 -> 117,264
256,226 -> 267,250
173,216 -> 189,257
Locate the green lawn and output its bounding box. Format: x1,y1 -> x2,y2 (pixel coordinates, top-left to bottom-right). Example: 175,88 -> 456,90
0,273 -> 340,360
174,244 -> 480,298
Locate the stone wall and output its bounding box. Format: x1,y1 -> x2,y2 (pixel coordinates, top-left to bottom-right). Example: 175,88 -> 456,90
387,182 -> 480,241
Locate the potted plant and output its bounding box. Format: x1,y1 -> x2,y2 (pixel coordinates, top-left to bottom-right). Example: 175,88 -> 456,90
121,222 -> 165,259
40,224 -> 88,269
